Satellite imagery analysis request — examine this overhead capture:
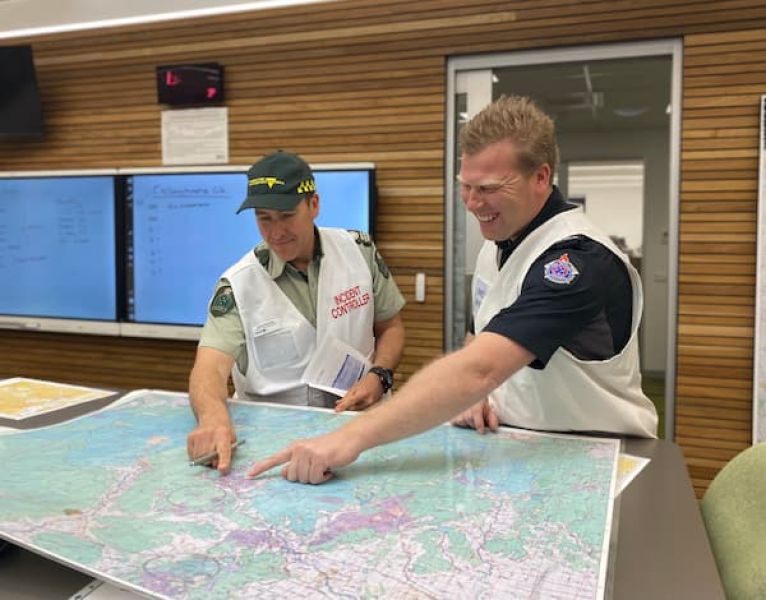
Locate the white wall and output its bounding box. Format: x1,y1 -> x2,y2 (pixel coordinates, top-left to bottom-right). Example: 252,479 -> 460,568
568,162 -> 644,255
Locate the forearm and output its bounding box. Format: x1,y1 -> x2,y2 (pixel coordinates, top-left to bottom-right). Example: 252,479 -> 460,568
341,333 -> 533,451
371,316 -> 405,370
347,353 -> 494,449
189,348 -> 234,424
190,376 -> 229,423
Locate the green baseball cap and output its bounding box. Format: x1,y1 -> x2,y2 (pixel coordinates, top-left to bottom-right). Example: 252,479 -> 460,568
236,150 -> 316,213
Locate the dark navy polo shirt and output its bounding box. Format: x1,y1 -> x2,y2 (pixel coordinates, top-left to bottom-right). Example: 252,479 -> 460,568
474,186 -> 633,369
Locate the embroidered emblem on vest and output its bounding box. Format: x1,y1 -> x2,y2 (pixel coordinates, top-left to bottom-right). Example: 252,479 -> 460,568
543,253 -> 580,285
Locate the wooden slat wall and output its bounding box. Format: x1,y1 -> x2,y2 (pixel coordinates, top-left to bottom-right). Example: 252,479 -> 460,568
1,0 -> 766,493
679,27 -> 766,497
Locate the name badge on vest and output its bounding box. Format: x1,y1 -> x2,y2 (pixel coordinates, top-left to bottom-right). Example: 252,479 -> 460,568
251,323 -> 301,371
473,275 -> 489,315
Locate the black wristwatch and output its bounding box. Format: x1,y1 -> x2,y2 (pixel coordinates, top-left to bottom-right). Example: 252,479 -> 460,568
369,366 -> 394,394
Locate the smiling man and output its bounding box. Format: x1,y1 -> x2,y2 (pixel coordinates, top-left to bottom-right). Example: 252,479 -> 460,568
247,96 -> 657,485
186,151 -> 405,473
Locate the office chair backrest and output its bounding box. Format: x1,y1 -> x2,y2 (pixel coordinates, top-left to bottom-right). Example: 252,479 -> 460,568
701,442 -> 766,599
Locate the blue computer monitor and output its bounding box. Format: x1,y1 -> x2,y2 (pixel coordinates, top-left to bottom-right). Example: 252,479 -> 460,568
0,175 -> 117,321
125,167 -> 374,327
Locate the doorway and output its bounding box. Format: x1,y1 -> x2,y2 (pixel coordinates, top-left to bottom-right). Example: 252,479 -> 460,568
446,41 -> 682,438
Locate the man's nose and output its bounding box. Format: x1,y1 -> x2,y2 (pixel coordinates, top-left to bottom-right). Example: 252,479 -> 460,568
463,187 -> 483,210
267,221 -> 287,239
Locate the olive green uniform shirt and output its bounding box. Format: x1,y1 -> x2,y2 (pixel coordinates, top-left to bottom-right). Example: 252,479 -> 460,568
199,230 -> 405,374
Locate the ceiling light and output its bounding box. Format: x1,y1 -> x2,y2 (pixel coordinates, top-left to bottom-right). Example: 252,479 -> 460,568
0,0 -> 331,40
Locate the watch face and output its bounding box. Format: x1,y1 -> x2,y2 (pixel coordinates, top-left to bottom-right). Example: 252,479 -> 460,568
371,367 -> 393,392
382,370 -> 393,390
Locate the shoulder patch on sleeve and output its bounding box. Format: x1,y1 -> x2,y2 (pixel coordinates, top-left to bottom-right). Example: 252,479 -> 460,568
210,286 -> 236,316
255,247 -> 270,267
374,249 -> 391,278
349,229 -> 373,247
543,253 -> 580,286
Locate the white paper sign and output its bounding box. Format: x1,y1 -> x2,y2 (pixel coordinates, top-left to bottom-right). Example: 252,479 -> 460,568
161,107 -> 228,165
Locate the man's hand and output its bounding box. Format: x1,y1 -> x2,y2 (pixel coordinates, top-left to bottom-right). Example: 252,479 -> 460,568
187,418 -> 237,474
450,398 -> 499,434
334,373 -> 383,413
247,431 -> 361,484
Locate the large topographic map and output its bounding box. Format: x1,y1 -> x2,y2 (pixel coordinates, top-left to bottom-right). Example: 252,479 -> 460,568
0,390 -> 619,599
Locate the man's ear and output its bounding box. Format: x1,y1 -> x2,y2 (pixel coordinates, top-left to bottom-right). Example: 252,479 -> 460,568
535,164 -> 552,189
309,193 -> 320,218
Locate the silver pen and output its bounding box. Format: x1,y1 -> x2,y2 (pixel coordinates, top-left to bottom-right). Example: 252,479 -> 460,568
189,439 -> 245,467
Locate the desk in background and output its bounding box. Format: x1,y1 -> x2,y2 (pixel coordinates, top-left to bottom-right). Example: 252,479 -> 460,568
614,438 -> 725,600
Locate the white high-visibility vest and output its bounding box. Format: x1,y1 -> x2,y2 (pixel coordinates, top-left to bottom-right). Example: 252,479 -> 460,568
473,209 -> 658,437
224,228 -> 374,406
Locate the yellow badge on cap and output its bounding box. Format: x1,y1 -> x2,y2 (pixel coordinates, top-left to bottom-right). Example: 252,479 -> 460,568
297,179 -> 316,194
249,177 -> 285,189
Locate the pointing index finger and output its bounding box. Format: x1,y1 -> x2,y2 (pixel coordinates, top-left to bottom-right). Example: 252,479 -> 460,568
247,448 -> 292,479
216,437 -> 234,474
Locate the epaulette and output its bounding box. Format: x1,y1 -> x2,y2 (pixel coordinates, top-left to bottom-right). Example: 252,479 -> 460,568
349,229 -> 373,247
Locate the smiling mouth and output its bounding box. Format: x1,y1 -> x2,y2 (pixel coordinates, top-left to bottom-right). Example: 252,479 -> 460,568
476,213 -> 498,223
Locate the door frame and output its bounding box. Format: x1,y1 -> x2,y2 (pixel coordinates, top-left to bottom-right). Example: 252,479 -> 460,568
445,39 -> 683,439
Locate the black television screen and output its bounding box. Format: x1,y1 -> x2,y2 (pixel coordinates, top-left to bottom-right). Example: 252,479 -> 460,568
124,167 -> 374,327
0,46 -> 44,139
0,175 -> 118,321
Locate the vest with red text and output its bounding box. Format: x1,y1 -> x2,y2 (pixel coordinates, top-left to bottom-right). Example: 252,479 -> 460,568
225,227 -> 374,401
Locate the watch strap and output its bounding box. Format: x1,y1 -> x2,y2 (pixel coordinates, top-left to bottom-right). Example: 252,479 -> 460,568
369,366 -> 393,394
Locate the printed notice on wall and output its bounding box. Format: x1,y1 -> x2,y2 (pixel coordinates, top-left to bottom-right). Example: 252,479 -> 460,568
161,107 -> 229,165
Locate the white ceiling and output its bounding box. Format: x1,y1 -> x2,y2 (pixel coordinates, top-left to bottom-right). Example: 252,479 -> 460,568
0,0 -> 331,40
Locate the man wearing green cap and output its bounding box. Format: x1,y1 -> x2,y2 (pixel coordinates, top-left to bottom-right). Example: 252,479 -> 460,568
186,151 -> 406,472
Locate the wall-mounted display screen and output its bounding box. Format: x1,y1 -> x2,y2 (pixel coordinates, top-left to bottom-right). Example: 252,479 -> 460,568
313,169 -> 372,233
0,176 -> 117,320
0,45 -> 45,139
125,168 -> 374,327
125,172 -> 253,327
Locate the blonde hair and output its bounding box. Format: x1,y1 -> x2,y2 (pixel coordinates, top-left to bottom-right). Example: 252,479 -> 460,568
459,95 -> 559,180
